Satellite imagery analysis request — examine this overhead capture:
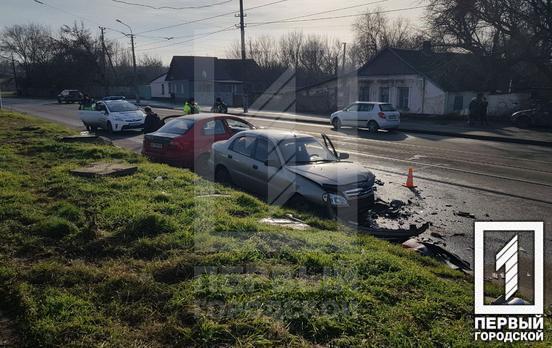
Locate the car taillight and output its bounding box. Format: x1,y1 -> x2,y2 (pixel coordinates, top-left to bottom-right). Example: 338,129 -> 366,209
378,112 -> 386,119
167,140 -> 180,151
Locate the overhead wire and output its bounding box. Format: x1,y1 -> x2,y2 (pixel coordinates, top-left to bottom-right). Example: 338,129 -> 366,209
111,0 -> 234,10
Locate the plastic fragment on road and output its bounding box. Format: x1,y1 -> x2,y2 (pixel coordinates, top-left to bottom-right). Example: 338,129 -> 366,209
402,238 -> 472,273
260,218 -> 310,230
455,211 -> 476,219
70,162 -> 137,178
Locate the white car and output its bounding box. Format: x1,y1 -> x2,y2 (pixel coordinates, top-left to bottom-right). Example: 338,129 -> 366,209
330,101 -> 400,132
79,100 -> 145,133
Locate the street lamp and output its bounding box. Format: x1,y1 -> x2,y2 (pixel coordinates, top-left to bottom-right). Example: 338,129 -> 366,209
116,19 -> 140,104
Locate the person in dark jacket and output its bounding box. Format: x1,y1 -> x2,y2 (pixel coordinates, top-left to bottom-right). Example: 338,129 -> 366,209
468,93 -> 483,127
143,106 -> 162,133
480,96 -> 489,126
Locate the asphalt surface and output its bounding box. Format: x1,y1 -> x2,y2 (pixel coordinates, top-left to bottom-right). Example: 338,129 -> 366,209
3,98 -> 552,302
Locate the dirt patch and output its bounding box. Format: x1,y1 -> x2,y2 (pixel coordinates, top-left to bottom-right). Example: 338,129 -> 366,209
0,309 -> 19,347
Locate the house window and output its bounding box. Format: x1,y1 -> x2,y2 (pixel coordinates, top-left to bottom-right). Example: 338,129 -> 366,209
358,82 -> 370,101
397,87 -> 409,110
453,95 -> 464,111
379,87 -> 390,103
168,83 -> 173,93
161,84 -> 165,95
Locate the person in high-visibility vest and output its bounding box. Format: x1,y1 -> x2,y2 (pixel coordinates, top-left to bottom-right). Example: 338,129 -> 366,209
183,99 -> 193,115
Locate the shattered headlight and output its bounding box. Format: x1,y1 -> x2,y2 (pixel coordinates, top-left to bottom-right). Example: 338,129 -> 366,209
322,193 -> 349,207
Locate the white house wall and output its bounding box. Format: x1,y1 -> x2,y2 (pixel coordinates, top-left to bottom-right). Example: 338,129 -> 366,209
150,75 -> 168,99
358,75 -> 446,115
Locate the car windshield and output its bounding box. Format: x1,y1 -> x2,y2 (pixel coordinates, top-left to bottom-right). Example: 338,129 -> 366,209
380,104 -> 396,111
105,100 -> 138,112
278,137 -> 337,165
158,118 -> 195,135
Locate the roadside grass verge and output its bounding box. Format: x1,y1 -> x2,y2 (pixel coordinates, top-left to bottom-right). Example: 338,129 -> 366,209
0,110 -> 549,347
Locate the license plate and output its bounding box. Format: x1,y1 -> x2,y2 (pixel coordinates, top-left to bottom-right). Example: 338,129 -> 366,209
150,143 -> 163,149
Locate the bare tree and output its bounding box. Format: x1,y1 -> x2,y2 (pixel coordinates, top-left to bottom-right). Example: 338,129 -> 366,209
350,9 -> 423,66
426,0 -> 552,84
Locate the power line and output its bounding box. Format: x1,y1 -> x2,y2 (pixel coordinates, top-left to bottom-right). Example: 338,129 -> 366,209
111,0 -> 234,10
135,26 -> 236,51
245,0 -> 389,26
32,0 -> 128,37
248,5 -> 429,26
136,0 -> 289,35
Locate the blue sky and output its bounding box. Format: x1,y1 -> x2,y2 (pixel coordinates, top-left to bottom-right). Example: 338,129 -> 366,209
1,0 -> 426,64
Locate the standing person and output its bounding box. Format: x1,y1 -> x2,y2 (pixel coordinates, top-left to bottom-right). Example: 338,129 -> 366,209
183,98 -> 193,115
468,94 -> 483,127
143,106 -> 162,133
211,97 -> 228,113
190,97 -> 201,114
480,96 -> 489,126
79,94 -> 93,110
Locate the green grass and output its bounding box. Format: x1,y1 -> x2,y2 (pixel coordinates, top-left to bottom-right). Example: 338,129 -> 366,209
0,110 -> 549,347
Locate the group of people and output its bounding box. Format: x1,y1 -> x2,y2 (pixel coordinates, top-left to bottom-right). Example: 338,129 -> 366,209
183,98 -> 201,115
468,93 -> 489,127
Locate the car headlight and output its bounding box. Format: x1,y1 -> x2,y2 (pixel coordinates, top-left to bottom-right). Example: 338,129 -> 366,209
322,193 -> 349,207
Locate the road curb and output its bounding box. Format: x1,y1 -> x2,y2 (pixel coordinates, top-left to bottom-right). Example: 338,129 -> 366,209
229,112 -> 552,148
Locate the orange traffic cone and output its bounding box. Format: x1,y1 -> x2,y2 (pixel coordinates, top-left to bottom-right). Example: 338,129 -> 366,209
403,168 -> 416,188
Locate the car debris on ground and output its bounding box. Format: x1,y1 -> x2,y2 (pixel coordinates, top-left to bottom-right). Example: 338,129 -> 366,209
402,238 -> 472,273
455,211 -> 476,219
260,217 -> 310,230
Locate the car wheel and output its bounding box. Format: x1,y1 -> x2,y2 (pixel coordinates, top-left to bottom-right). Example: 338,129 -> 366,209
215,166 -> 232,185
368,121 -> 379,133
195,153 -> 212,177
106,121 -> 114,134
332,118 -> 342,130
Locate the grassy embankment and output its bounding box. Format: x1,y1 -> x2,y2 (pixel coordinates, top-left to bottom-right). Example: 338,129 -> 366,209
0,110 -> 549,347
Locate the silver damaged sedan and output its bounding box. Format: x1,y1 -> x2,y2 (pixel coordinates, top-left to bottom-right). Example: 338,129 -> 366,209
211,129 -> 376,213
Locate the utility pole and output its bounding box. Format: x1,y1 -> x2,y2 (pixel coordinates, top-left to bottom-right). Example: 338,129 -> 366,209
238,0 -> 248,113
11,53 -> 18,94
99,27 -> 109,95
116,19 -> 140,104
341,42 -> 347,73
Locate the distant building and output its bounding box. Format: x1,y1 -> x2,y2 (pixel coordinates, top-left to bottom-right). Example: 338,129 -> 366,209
164,56 -> 260,107
150,73 -> 168,99
298,42 -> 525,116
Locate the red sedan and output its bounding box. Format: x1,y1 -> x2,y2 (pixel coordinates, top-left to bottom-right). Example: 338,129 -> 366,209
142,114 -> 255,170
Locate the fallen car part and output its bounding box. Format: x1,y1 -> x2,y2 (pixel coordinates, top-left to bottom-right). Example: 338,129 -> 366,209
402,238 -> 472,273
356,222 -> 431,242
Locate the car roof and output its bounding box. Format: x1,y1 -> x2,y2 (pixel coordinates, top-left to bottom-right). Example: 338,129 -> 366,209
236,129 -> 312,142
164,113 -> 250,124
354,101 -> 389,104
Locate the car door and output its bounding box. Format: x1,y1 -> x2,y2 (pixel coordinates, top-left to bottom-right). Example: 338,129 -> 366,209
95,102 -> 109,128
246,137 -> 286,199
357,103 -> 375,127
341,103 -> 359,126
226,134 -> 257,188
80,102 -> 103,126
198,119 -> 228,155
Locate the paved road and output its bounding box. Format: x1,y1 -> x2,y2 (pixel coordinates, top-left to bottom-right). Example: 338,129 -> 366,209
4,98 -> 552,301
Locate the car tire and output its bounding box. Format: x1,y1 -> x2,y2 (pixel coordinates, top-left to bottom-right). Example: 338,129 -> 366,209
368,121 -> 379,133
195,153 -> 212,177
106,121 -> 114,134
332,118 -> 342,130
215,166 -> 232,185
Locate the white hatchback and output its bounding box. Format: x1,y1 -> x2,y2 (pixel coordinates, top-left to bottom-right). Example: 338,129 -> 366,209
79,100 -> 145,133
330,101 -> 401,132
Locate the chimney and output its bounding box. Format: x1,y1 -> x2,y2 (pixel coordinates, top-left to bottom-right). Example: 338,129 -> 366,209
422,41 -> 432,54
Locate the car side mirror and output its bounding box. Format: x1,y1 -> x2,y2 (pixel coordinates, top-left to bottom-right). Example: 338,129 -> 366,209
339,152 -> 350,160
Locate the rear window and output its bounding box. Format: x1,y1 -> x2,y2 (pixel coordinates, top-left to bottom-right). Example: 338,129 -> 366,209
380,104 -> 396,112
158,118 -> 195,135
